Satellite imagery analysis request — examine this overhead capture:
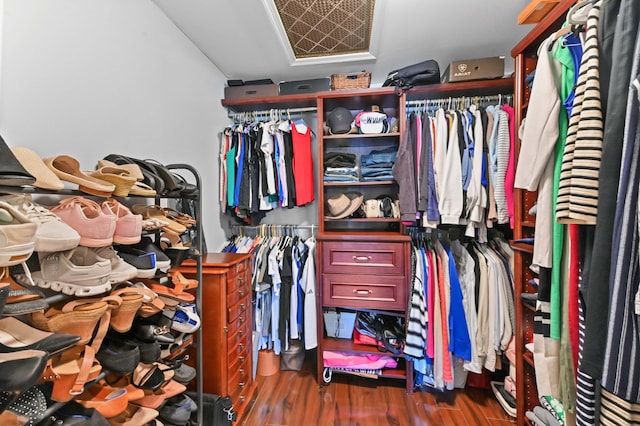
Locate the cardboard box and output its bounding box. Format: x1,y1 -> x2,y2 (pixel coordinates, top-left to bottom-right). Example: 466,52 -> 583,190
441,56 -> 505,83
279,78 -> 330,95
224,83 -> 278,100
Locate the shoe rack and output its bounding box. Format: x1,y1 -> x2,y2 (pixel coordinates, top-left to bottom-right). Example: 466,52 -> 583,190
0,161 -> 205,425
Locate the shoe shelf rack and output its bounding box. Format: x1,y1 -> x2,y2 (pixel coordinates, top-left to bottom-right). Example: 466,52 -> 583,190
0,163 -> 205,425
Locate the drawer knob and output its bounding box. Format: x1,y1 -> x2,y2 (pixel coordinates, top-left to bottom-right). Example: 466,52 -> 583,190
239,382 -> 245,388
240,303 -> 246,311
239,289 -> 245,297
239,356 -> 245,362
353,255 -> 372,262
240,396 -> 246,402
353,289 -> 373,295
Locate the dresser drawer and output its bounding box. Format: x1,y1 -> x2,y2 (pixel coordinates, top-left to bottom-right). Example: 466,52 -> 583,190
228,297 -> 249,323
322,242 -> 405,275
226,266 -> 250,295
228,337 -> 250,375
229,358 -> 252,406
227,308 -> 249,336
227,281 -> 250,308
228,317 -> 251,353
322,273 -> 407,310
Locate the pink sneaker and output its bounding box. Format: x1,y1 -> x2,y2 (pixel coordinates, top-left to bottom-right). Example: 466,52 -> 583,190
101,199 -> 142,245
50,197 -> 116,247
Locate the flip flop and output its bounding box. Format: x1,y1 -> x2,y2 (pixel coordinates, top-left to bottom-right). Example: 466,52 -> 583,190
44,155 -> 116,196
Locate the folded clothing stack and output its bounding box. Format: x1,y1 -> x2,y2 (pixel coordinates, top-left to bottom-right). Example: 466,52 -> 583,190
360,147 -> 396,182
324,152 -> 357,182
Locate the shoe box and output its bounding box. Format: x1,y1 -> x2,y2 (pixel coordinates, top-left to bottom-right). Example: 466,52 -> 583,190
224,80 -> 278,100
278,78 -> 330,95
440,56 -> 505,83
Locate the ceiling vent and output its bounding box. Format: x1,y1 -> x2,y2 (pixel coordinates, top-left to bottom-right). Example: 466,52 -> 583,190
273,0 -> 375,59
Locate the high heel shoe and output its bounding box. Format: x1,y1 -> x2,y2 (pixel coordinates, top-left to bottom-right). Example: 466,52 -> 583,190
0,317 -> 80,357
0,349 -> 48,412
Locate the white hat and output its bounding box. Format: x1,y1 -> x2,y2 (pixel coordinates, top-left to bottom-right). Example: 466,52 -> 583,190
356,111 -> 388,134
325,192 -> 364,219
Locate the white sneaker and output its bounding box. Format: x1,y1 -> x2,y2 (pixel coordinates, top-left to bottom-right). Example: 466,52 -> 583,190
0,201 -> 37,267
90,246 -> 138,284
22,246 -> 111,296
0,194 -> 80,252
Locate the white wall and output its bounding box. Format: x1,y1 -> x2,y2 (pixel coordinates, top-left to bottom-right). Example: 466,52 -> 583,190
0,0 -> 230,250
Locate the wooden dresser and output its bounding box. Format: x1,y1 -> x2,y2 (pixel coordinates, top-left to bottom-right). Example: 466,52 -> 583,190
177,252 -> 256,421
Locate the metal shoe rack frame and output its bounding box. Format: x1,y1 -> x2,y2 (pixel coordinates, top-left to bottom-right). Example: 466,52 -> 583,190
1,163 -> 204,426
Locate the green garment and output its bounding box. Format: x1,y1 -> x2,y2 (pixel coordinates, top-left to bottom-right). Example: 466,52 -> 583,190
552,36 -> 578,413
226,143 -> 237,207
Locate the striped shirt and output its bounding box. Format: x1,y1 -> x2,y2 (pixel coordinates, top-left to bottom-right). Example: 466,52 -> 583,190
556,2 -> 604,224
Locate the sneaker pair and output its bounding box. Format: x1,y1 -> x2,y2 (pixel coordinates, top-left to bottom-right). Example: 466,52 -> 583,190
0,201 -> 37,267
161,303 -> 200,334
15,245 -> 137,296
0,194 -> 80,253
50,197 -> 141,247
116,237 -> 171,278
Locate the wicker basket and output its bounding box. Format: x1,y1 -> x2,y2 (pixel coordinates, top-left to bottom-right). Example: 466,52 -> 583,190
331,72 -> 371,90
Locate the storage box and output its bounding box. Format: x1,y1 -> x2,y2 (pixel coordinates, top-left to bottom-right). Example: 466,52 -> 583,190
331,72 -> 371,90
324,309 -> 357,339
224,83 -> 278,100
441,56 -> 505,83
279,78 -> 330,95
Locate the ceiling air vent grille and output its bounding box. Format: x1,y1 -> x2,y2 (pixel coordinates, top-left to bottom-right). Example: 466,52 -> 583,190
274,0 -> 374,58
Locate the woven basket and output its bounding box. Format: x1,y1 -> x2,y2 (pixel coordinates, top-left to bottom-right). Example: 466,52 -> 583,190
331,72 -> 371,90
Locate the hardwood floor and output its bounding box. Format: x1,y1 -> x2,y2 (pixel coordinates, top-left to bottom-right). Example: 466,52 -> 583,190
241,352 -> 515,426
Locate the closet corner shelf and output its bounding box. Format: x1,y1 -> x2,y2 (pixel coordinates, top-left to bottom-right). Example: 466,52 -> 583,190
323,180 -> 397,187
524,352 -> 535,368
522,300 -> 536,313
405,77 -> 515,101
509,241 -> 534,254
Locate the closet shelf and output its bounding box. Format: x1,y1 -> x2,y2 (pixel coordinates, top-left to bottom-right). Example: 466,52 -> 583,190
221,92 -> 317,113
405,78 -> 514,101
323,181 -> 397,187
324,218 -> 401,223
509,241 -> 534,254
323,132 -> 401,140
523,352 -> 535,368
323,338 -> 406,359
521,220 -> 536,228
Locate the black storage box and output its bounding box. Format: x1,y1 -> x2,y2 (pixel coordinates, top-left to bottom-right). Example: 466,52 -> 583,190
279,78 -> 330,95
224,83 -> 278,100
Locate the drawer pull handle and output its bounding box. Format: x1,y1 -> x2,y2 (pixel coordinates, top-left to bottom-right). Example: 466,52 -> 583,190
238,289 -> 245,297
240,303 -> 246,311
240,396 -> 246,402
239,343 -> 244,351
353,289 -> 373,295
239,356 -> 245,362
238,329 -> 244,337
353,255 -> 372,262
239,382 -> 245,388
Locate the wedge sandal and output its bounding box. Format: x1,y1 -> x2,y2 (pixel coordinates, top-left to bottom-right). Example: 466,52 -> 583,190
42,345 -> 102,402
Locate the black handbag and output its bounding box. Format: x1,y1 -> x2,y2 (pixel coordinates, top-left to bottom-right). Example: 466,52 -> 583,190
382,59 -> 441,95
186,392 -> 237,425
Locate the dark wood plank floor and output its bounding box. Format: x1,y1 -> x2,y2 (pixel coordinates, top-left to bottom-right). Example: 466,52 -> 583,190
241,352 -> 516,426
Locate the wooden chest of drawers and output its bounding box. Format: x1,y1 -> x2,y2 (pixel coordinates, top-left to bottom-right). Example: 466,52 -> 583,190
316,233 -> 413,392
177,252 -> 256,421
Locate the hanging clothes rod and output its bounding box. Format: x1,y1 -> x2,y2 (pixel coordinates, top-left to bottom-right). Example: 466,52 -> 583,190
228,106 -> 317,122
230,223 -> 318,237
406,93 -> 513,110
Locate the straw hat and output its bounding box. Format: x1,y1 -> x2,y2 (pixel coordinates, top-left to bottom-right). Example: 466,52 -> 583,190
325,192 -> 363,219
11,147 -> 64,190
